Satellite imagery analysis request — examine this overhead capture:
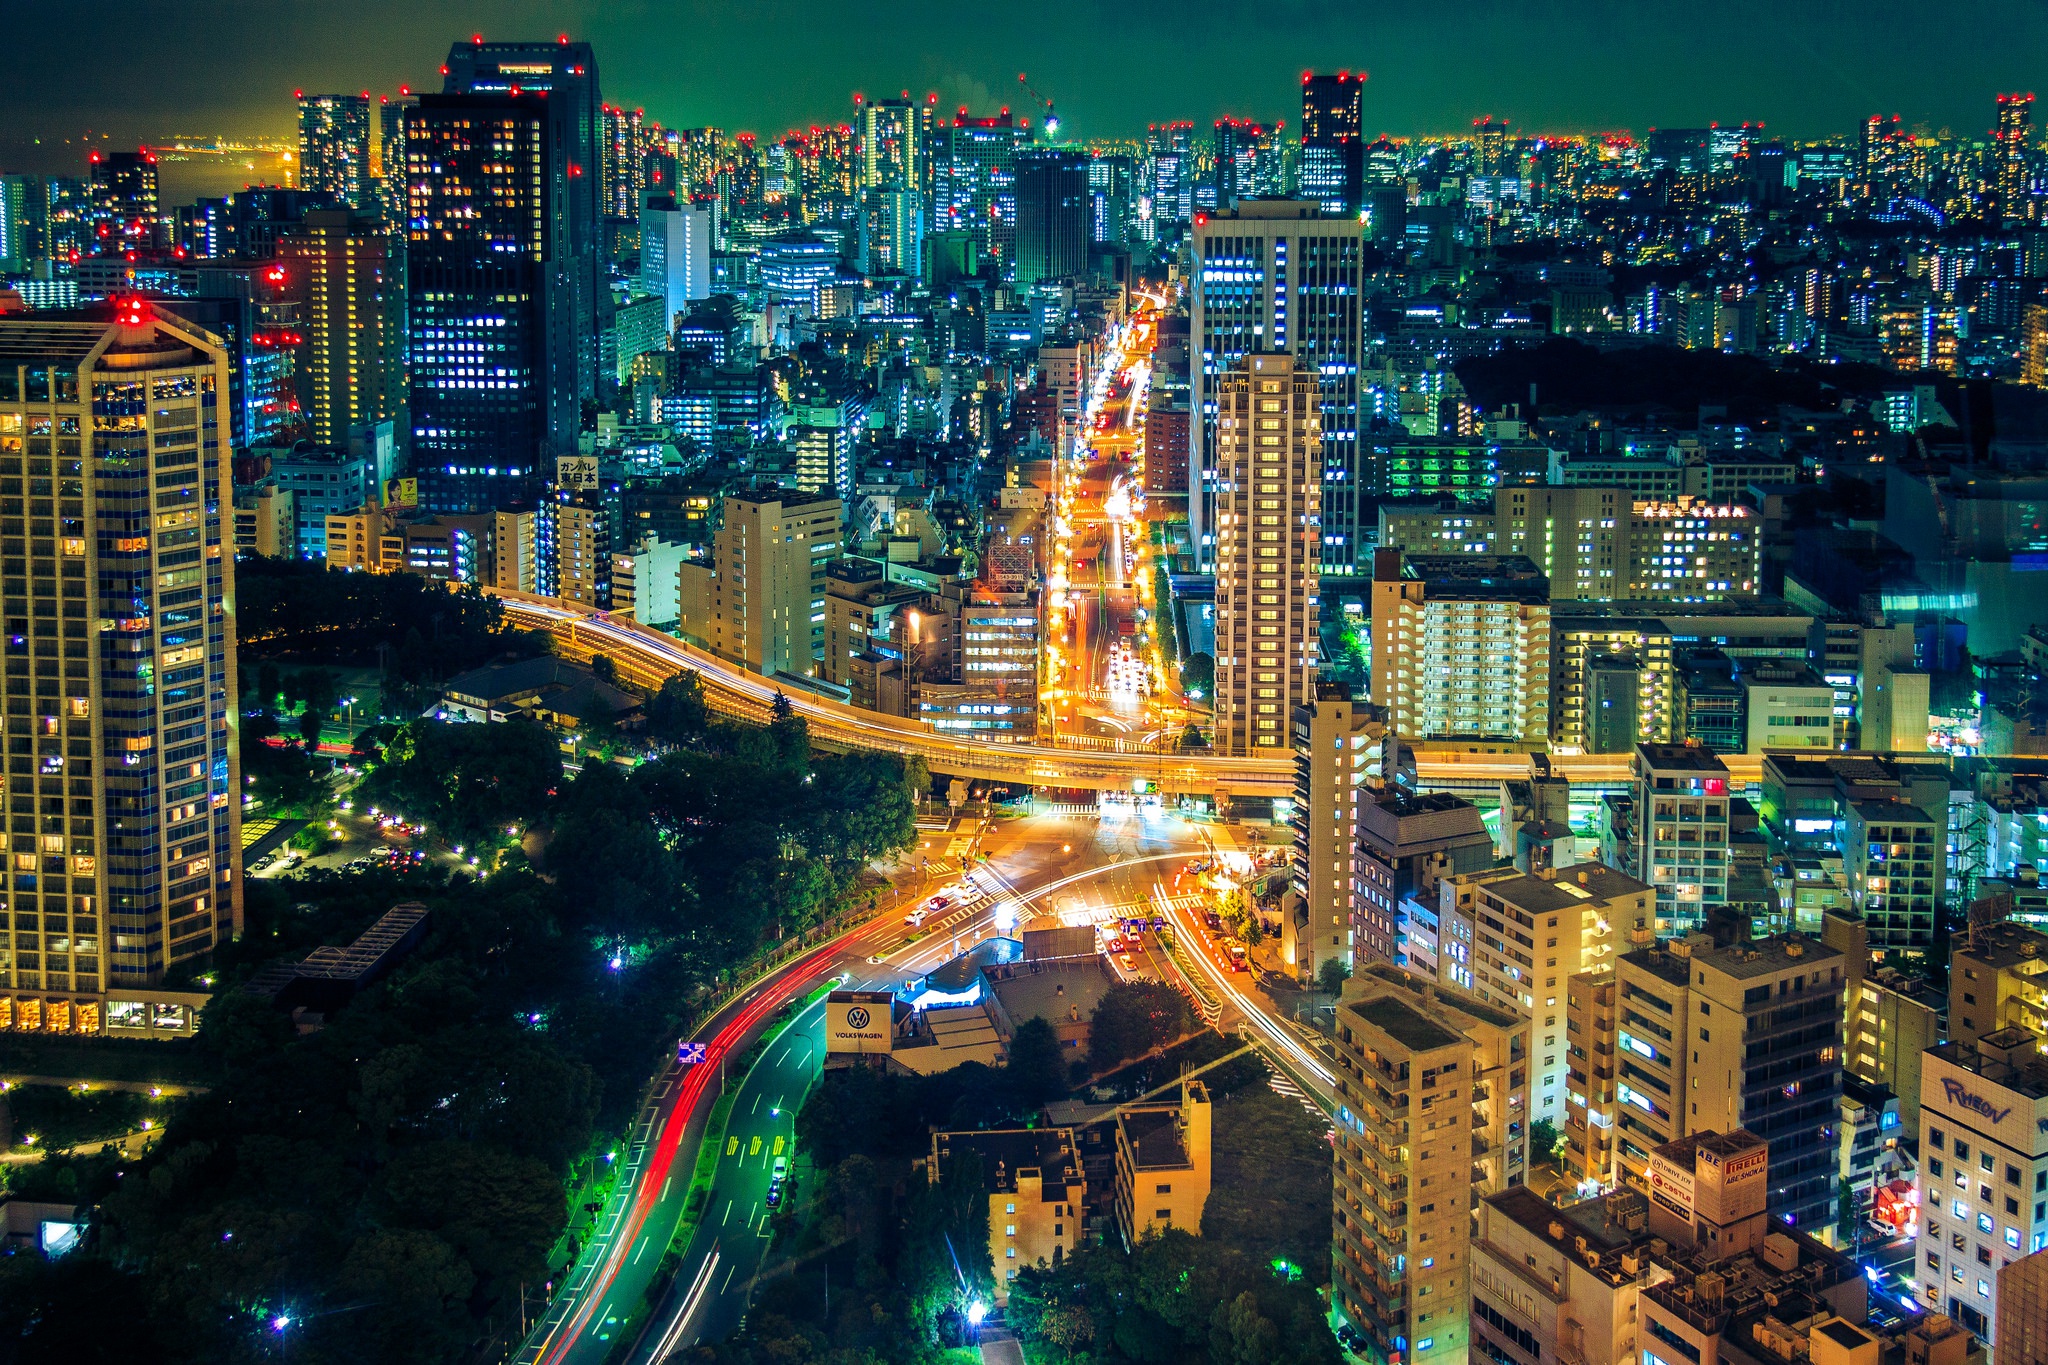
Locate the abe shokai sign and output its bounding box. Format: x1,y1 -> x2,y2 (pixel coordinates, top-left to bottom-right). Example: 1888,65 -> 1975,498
826,990 -> 893,1056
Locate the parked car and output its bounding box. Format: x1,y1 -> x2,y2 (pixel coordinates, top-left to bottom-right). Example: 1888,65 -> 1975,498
772,1155 -> 788,1181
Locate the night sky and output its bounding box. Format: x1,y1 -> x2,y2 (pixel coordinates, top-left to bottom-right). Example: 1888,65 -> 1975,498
7,0 -> 2048,180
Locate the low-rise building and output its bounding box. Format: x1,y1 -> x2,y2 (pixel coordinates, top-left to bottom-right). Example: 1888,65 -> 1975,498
930,1126 -> 1085,1303
1112,1081 -> 1212,1247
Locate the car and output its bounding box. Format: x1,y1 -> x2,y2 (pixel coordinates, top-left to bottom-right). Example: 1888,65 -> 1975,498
765,1185 -> 782,1207
1118,953 -> 1136,973
904,909 -> 929,927
865,953 -> 885,965
924,894 -> 952,913
772,1155 -> 788,1181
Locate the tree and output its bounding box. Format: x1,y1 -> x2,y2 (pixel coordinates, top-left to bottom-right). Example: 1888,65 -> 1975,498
589,653 -> 617,686
645,671 -> 710,746
771,690 -> 794,721
299,704 -> 324,750
1088,981 -> 1195,1070
1530,1117 -> 1563,1163
1005,1017 -> 1065,1108
1179,723 -> 1207,752
1041,1303 -> 1097,1359
1316,957 -> 1350,996
367,718 -> 563,849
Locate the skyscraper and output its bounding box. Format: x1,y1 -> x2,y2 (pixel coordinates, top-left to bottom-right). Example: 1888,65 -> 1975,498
377,92 -> 415,226
1012,149 -> 1089,287
405,91 -> 570,475
1211,353 -> 1320,754
296,93 -> 372,208
277,209 -> 405,450
1299,72 -> 1364,215
442,38 -> 605,408
1996,93 -> 2036,226
87,150 -> 159,254
1190,200 -> 1365,573
0,298 -> 243,1012
858,94 -> 923,193
933,111 -> 1021,277
639,197 -> 713,322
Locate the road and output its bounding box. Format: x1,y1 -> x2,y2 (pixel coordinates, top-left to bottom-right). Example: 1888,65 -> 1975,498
521,810 -> 1224,1364
493,593 -> 1770,798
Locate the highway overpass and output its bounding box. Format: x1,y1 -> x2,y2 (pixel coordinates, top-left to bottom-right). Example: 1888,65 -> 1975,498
492,592 -> 1762,799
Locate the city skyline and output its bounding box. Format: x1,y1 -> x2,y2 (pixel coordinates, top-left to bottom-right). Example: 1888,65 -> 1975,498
6,0 -> 2048,176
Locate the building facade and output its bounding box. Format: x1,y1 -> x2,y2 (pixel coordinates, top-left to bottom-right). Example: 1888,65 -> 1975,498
0,301 -> 243,1022
1211,353 -> 1321,755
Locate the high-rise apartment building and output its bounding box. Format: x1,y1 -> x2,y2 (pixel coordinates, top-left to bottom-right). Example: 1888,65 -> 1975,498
677,490 -> 842,678
1299,72 -> 1365,215
1210,353 -> 1320,755
441,39 -> 605,410
1436,864 -> 1648,1124
1330,967 -> 1531,1365
1369,551 -> 1552,747
1917,1031 -> 2048,1339
0,300 -> 242,1019
1355,788 -> 1493,969
296,93 -> 372,208
277,209 -> 404,450
1604,934 -> 1844,1231
1950,922 -> 2048,1051
1190,202 -> 1364,571
1472,1187 -> 1655,1365
1564,969 -> 1622,1187
1289,685 -> 1392,980
1607,743 -> 1732,934
1997,94 -> 2036,227
1013,150 -> 1089,288
1377,488 -> 1761,603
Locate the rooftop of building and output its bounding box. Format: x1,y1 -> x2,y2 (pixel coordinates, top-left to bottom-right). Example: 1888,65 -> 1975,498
1927,1032 -> 2048,1099
1485,1185 -> 1653,1286
1847,798 -> 1936,825
1461,863 -> 1650,912
1119,1106 -> 1191,1171
919,936 -> 1025,996
1653,1128 -> 1768,1167
1952,920 -> 2048,971
932,1126 -> 1081,1201
441,657 -> 642,722
1342,992 -> 1464,1053
1355,964 -> 1528,1034
1643,1225 -> 1862,1340
1693,933 -> 1843,980
984,961 -> 1115,1032
1635,742 -> 1732,773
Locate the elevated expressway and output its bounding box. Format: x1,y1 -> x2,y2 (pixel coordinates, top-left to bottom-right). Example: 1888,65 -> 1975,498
492,591 -> 1763,798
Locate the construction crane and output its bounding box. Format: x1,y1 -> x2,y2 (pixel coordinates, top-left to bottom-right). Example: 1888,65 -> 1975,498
1016,72 -> 1059,138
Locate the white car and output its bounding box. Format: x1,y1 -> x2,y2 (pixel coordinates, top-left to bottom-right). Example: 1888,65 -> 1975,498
904,909 -> 929,927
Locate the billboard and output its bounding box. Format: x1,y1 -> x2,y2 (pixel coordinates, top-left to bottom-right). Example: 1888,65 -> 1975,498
1647,1147 -> 1695,1218
1022,926 -> 1096,962
826,990 -> 893,1055
556,455 -> 599,491
383,478 -> 417,508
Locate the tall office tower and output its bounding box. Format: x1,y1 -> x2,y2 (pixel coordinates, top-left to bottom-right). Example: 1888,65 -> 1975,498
602,104 -> 646,218
376,94 -> 415,226
1919,1032 -> 2048,1338
88,150 -> 159,254
1611,742 -> 1730,935
406,92 -> 575,472
1997,94 -> 2036,226
0,176 -> 37,269
639,197 -> 713,322
1190,202 -> 1364,572
1013,150 -> 1089,287
1368,551 -> 1552,746
1211,119 -> 1261,209
1434,865 -> 1648,1125
1299,72 -> 1364,215
442,38 -> 605,408
933,111 -> 1021,276
1288,684 -> 1391,980
277,210 -> 404,450
856,188 -> 922,276
1329,968 -> 1531,1365
296,93 -> 372,208
1211,354 -> 1320,755
1605,936 -> 1844,1231
1087,155 -> 1133,247
1859,114 -> 1906,199
677,491 -> 843,678
0,299 -> 243,1013
858,94 -> 922,193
